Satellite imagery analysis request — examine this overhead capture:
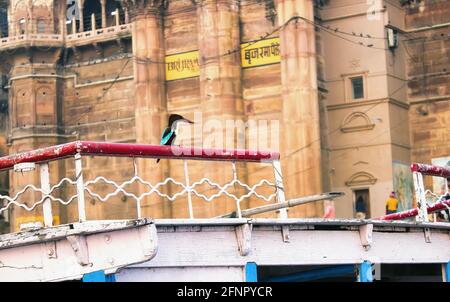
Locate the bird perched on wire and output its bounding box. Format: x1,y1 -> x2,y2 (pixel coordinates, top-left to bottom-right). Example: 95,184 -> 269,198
156,114 -> 194,163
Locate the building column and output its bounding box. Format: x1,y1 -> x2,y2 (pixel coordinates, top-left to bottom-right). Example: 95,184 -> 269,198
276,0 -> 323,217
8,50 -> 65,232
59,0 -> 67,35
8,1 -> 13,36
196,0 -> 244,217
122,0 -> 169,218
27,2 -> 32,35
101,0 -> 107,28
78,0 -> 84,32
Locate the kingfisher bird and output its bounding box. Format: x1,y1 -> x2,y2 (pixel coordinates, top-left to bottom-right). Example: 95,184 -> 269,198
156,114 -> 194,163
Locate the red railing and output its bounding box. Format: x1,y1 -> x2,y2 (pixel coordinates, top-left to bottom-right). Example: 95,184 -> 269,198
410,163 -> 450,178
379,163 -> 450,221
0,141 -> 283,228
0,141 -> 280,171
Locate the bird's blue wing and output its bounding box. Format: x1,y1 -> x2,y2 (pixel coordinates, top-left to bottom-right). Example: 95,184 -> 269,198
160,127 -> 174,145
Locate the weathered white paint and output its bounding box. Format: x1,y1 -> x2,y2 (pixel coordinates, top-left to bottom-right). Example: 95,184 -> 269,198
126,219 -> 450,270
116,266 -> 245,282
74,153 -> 86,222
39,163 -> 53,228
0,219 -> 157,282
2,218 -> 449,282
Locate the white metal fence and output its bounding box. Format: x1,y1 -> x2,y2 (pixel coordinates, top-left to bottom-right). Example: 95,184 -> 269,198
0,141 -> 284,228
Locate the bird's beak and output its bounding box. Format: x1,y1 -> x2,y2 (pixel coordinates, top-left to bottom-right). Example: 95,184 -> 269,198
183,118 -> 194,124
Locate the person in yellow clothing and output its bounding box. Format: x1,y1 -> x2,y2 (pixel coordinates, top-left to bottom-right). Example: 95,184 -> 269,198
386,191 -> 399,215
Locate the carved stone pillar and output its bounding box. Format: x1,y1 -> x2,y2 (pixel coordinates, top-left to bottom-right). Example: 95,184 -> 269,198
91,13 -> 96,31
276,0 -> 323,217
196,0 -> 245,217
78,0 -> 84,32
100,0 -> 107,28
59,0 -> 67,35
121,0 -> 169,218
124,7 -> 129,24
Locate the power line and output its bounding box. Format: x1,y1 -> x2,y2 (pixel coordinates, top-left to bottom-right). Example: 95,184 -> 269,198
282,109 -> 412,181
67,57 -> 131,126
282,79 -> 408,161
246,80 -> 409,178
65,14 -> 303,128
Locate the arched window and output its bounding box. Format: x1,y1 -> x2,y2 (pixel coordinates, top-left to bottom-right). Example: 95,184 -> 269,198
0,7 -> 8,37
18,18 -> 26,35
83,0 -> 101,31
106,0 -> 125,27
37,19 -> 46,33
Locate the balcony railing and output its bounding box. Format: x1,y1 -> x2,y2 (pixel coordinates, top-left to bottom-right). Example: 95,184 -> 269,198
0,10 -> 131,50
65,23 -> 132,45
0,33 -> 63,49
0,141 -> 283,229
65,10 -> 131,45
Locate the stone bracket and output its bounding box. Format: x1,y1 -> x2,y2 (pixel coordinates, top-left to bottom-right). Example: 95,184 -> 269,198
45,241 -> 57,259
281,225 -> 290,243
424,227 -> 431,243
67,235 -> 90,266
235,223 -> 252,256
359,223 -> 373,250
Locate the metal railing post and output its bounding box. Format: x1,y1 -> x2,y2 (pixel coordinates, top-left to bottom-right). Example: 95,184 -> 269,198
75,153 -> 87,222
232,162 -> 242,218
272,160 -> 288,219
40,162 -> 53,227
183,160 -> 194,219
133,159 -> 142,219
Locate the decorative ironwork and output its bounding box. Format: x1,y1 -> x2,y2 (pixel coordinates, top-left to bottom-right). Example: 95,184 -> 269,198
0,141 -> 281,225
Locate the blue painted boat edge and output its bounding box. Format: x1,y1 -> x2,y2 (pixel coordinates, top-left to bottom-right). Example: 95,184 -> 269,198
82,270 -> 116,282
265,265 -> 356,282
245,262 -> 258,282
359,261 -> 373,282
445,262 -> 450,282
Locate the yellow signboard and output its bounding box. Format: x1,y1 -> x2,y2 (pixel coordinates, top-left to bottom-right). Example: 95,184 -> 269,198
165,50 -> 200,81
241,37 -> 281,68
164,38 -> 280,80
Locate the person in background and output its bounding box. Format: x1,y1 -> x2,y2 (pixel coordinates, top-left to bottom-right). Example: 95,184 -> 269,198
323,200 -> 335,219
355,196 -> 366,219
385,191 -> 399,215
437,178 -> 450,222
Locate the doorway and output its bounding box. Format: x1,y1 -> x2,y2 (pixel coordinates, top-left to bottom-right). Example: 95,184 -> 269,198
353,189 -> 370,218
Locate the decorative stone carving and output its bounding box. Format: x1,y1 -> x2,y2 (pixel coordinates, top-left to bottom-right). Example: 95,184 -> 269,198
340,112 -> 375,133
345,172 -> 377,187
119,0 -> 164,19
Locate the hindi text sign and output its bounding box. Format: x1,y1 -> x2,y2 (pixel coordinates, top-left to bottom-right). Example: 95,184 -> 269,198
166,50 -> 200,81
241,37 -> 281,68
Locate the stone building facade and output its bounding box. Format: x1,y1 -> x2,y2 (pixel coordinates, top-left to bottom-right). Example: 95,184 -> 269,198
0,0 -> 447,231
